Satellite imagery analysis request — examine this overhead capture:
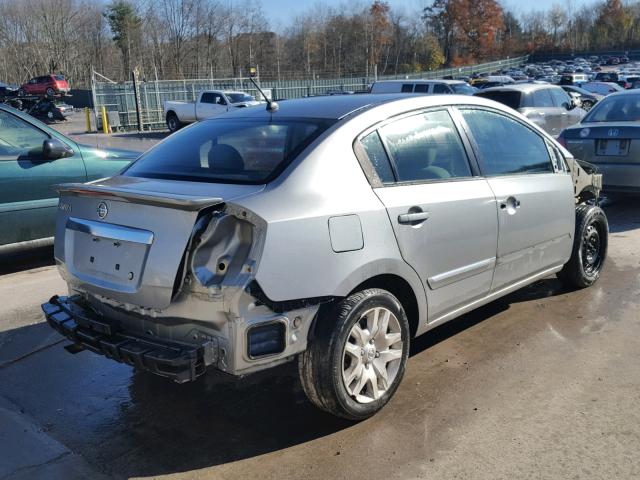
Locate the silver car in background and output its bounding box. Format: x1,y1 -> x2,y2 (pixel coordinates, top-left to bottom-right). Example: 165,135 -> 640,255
475,83 -> 586,137
559,89 -> 640,194
42,94 -> 607,419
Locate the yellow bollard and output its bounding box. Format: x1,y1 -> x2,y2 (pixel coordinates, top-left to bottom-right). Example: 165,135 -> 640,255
100,106 -> 110,134
84,107 -> 92,133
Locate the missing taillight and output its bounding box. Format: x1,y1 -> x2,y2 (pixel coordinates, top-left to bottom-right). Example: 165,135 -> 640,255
247,322 -> 286,358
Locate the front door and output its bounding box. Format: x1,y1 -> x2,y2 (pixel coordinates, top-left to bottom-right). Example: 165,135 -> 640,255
0,109 -> 86,247
458,107 -> 575,292
366,109 -> 499,321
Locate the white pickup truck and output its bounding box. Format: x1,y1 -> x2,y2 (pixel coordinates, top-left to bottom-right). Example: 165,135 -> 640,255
163,90 -> 262,132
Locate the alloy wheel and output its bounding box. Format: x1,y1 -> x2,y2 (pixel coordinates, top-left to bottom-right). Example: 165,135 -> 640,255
342,306 -> 403,404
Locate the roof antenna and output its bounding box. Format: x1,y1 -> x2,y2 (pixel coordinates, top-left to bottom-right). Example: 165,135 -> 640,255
249,66 -> 278,113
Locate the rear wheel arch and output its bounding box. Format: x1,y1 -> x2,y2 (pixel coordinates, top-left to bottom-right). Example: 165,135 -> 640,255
308,273 -> 421,341
349,274 -> 420,338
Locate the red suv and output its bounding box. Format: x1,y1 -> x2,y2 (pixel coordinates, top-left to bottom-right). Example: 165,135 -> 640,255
18,75 -> 69,97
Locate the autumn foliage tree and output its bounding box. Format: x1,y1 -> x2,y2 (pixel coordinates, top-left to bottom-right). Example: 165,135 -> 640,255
594,0 -> 633,48
424,0 -> 504,64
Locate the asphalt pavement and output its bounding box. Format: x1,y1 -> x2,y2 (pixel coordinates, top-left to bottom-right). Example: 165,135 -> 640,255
52,115 -> 166,153
1,121 -> 640,479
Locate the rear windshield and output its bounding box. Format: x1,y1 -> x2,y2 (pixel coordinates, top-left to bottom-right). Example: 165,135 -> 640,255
583,94 -> 640,122
123,118 -> 334,184
53,75 -> 65,81
476,91 -> 522,110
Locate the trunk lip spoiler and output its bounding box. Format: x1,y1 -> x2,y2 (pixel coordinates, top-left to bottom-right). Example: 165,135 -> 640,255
55,183 -> 224,211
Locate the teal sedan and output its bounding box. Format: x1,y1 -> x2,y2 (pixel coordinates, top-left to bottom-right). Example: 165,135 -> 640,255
0,104 -> 138,254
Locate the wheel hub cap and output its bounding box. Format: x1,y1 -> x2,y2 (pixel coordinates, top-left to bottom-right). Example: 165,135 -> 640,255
341,306 -> 403,404
582,224 -> 602,274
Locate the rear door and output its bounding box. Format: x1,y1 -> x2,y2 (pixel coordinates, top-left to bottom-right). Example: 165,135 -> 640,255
36,76 -> 49,95
0,109 -> 86,247
457,107 -> 574,292
530,88 -> 563,136
364,108 -> 499,321
549,87 -> 582,130
433,84 -> 453,94
195,92 -> 221,119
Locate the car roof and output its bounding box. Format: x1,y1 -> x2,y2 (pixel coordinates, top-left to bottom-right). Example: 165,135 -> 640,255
217,93 -> 519,121
479,83 -> 560,94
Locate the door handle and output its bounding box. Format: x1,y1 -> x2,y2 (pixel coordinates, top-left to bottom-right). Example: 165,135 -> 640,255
499,197 -> 521,213
398,211 -> 430,224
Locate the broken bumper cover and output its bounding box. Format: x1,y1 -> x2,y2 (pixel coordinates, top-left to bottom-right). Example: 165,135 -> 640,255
41,295 -> 207,383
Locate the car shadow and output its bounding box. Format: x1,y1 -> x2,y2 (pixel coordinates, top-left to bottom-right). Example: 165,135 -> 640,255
0,274 -> 571,479
115,277 -> 570,477
0,246 -> 54,275
601,195 -> 640,233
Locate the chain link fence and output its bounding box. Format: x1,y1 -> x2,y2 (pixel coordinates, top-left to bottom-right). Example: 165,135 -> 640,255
92,55 -> 529,131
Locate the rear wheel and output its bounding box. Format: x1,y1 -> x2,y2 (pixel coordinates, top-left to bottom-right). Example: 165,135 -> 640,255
17,88 -> 25,97
166,112 -> 181,132
557,204 -> 608,289
46,87 -> 55,97
298,288 -> 410,420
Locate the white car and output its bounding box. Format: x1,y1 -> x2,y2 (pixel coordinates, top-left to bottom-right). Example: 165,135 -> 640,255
163,90 -> 263,132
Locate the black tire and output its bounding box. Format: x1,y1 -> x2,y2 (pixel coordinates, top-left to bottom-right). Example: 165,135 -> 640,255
298,288 -> 410,420
166,112 -> 181,132
17,88 -> 25,97
582,100 -> 594,111
557,204 -> 608,289
46,87 -> 55,97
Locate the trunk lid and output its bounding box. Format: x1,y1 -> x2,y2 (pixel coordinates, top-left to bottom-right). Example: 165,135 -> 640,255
55,176 -> 264,310
562,122 -> 640,164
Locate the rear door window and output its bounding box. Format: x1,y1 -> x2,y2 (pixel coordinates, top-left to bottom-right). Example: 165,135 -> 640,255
401,84 -> 414,93
200,92 -> 215,104
460,108 -> 553,176
379,110 -> 472,182
476,91 -> 522,110
531,89 -> 554,107
549,88 -> 571,109
433,84 -> 451,94
414,84 -> 429,93
359,131 -> 395,183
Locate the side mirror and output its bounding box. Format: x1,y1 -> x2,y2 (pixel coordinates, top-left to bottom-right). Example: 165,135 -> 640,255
42,138 -> 73,160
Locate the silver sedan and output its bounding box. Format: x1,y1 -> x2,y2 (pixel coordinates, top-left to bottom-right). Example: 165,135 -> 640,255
43,93 -> 607,419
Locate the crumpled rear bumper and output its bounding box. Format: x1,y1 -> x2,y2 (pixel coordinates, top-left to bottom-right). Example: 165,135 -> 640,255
41,295 -> 211,383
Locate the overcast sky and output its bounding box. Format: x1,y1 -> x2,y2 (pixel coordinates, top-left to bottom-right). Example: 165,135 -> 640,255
264,0 -> 594,30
